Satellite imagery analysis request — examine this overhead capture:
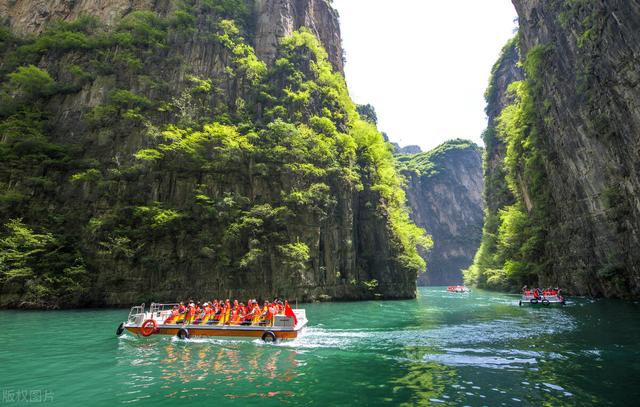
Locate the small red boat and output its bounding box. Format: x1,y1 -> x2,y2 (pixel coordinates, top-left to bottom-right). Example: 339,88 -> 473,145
519,289 -> 566,306
447,285 -> 470,293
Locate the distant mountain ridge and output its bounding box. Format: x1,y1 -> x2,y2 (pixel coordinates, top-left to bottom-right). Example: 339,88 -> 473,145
398,139 -> 484,286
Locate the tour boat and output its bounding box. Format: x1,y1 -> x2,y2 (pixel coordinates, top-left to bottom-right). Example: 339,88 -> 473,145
447,285 -> 470,293
519,290 -> 566,306
116,303 -> 308,342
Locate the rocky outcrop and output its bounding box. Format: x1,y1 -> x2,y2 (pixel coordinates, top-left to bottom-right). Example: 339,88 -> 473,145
399,140 -> 484,286
397,145 -> 422,154
254,0 -> 344,73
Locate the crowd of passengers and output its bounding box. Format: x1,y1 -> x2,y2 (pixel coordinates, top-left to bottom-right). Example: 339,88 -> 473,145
163,298 -> 296,326
522,286 -> 563,299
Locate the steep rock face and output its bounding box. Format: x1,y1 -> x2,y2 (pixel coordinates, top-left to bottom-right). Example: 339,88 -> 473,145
514,0 -> 640,297
254,0 -> 344,73
472,0 -> 640,298
399,140 -> 484,286
483,39 -> 523,215
0,0 -> 344,73
465,39 -> 524,289
0,0 -> 163,33
0,1 -> 421,308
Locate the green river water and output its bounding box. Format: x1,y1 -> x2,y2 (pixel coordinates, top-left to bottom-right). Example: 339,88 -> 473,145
1,287 -> 639,406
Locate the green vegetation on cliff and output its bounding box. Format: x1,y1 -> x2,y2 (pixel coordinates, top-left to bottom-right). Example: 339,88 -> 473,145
0,3 -> 428,308
396,139 -> 479,178
466,42 -> 552,291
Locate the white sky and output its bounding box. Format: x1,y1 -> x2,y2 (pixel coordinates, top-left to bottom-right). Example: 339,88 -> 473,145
332,0 -> 518,151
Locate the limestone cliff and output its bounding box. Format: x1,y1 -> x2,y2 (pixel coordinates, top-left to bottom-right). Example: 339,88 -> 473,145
398,140 -> 484,286
513,0 -> 640,297
470,0 -> 640,298
254,0 -> 343,73
0,0 -> 425,308
0,0 -> 344,73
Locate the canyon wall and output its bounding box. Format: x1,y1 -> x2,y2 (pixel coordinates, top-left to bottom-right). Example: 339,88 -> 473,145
399,140 -> 484,286
0,0 -> 425,308
469,0 -> 640,298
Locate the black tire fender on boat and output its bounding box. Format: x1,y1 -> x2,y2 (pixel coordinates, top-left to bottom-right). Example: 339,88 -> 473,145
262,331 -> 277,343
116,322 -> 125,336
542,299 -> 550,306
177,328 -> 190,340
530,299 -> 538,305
518,300 -> 522,307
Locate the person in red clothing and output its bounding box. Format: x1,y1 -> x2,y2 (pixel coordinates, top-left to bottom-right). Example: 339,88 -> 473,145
184,302 -> 196,324
243,301 -> 257,325
284,300 -> 297,325
213,300 -> 222,321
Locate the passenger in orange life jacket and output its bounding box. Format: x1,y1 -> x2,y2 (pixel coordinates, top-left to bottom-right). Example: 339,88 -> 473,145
232,304 -> 245,325
194,302 -> 208,324
210,301 -> 219,321
164,306 -> 180,324
186,302 -> 197,324
266,303 -> 276,326
222,299 -> 231,324
259,301 -> 270,325
178,302 -> 186,314
229,303 -> 241,325
250,302 -> 261,325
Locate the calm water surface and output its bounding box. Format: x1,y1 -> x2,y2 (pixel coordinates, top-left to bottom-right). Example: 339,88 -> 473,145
1,287 -> 639,406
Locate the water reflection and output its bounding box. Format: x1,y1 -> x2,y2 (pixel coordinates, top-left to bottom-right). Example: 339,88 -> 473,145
117,337 -> 303,403
392,346 -> 458,406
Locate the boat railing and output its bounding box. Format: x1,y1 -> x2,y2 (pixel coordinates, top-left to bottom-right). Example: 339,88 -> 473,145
127,303 -> 145,324
150,303 -> 180,320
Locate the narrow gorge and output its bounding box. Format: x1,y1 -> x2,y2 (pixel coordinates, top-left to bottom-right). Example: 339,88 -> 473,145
399,140 -> 484,286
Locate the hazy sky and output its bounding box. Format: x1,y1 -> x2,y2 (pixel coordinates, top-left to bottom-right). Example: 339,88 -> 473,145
332,0 -> 518,151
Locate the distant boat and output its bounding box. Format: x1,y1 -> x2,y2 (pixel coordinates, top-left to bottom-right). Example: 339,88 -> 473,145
519,289 -> 566,306
116,303 -> 308,342
447,285 -> 470,293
